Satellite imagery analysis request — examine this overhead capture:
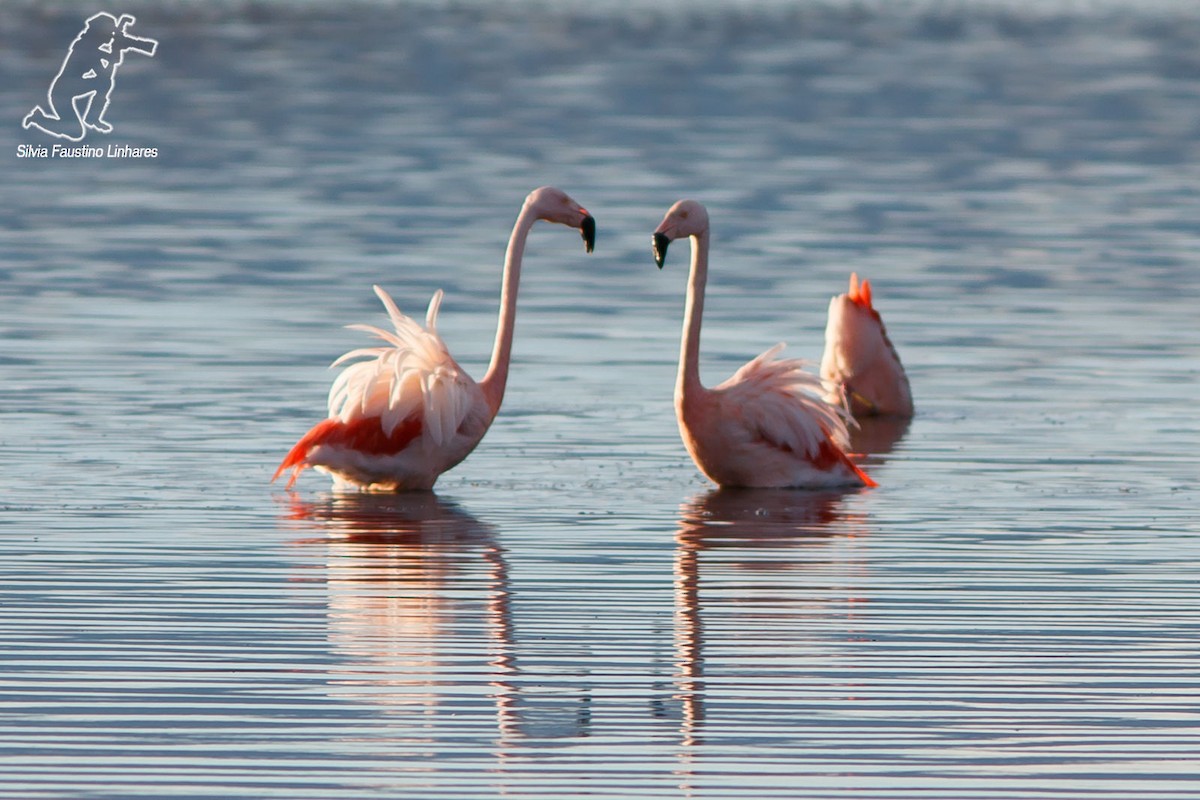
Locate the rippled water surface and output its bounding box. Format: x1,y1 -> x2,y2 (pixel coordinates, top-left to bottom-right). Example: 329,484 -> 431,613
3,1 -> 1200,797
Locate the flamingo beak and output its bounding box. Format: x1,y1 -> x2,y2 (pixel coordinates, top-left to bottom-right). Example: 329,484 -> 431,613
580,215 -> 596,253
652,232 -> 670,268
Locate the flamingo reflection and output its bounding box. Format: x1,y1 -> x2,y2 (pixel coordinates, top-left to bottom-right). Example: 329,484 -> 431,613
283,494 -> 594,749
670,484 -> 870,782
282,494 -> 524,740
849,414 -> 911,460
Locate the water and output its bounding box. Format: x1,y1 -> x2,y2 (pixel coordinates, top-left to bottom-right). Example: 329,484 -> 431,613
3,1 -> 1199,797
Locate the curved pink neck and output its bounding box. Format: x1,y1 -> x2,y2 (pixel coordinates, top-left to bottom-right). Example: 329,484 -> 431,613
677,229 -> 709,403
480,204 -> 538,416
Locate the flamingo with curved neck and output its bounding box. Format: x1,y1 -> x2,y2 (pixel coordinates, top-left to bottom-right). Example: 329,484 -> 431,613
275,186 -> 595,492
652,199 -> 874,489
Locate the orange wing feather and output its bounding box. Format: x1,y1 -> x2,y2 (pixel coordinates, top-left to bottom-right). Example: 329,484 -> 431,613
816,439 -> 877,488
273,415 -> 424,489
848,272 -> 877,314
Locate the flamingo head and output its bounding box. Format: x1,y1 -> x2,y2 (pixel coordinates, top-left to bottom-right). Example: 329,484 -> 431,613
526,186 -> 595,253
652,199 -> 709,268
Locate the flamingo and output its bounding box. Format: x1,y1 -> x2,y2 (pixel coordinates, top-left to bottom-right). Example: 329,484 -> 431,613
274,186 -> 595,491
820,272 -> 913,418
652,199 -> 875,489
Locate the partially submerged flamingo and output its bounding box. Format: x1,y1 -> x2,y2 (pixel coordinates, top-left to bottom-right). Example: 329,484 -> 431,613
274,186 -> 595,491
652,199 -> 875,489
820,272 -> 913,418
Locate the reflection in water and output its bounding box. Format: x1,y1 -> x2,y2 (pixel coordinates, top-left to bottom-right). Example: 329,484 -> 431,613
671,487 -> 868,777
282,494 -> 593,752
282,494 -> 525,741
850,415 -> 911,459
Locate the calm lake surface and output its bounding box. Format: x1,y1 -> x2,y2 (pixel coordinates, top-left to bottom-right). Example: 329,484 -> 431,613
3,1 -> 1199,797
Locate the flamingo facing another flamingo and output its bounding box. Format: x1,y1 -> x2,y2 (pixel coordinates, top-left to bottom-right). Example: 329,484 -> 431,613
652,199 -> 875,490
274,186 -> 595,492
821,273 -> 913,418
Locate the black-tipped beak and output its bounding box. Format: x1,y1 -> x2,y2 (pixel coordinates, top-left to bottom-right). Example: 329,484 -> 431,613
580,215 -> 596,254
652,232 -> 670,269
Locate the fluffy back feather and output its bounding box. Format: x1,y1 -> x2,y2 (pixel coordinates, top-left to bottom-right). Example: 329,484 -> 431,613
326,286 -> 476,448
719,343 -> 853,454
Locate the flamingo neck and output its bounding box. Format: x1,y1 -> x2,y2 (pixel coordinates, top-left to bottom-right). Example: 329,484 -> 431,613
677,229 -> 708,403
481,203 -> 538,416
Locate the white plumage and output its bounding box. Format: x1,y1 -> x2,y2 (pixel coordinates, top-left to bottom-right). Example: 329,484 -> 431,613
328,287 -> 475,448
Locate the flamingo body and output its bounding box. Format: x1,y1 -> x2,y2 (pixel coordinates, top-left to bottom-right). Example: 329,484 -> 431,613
274,287 -> 493,491
653,200 -> 874,490
678,344 -> 874,489
820,272 -> 913,418
275,187 -> 594,491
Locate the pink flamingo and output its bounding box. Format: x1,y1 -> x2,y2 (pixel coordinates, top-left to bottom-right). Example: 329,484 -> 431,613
820,272 -> 914,418
652,200 -> 875,489
274,186 -> 595,491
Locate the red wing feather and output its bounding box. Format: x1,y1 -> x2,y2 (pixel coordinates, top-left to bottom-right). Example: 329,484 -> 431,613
273,415 -> 424,488
845,273 -> 882,326
847,272 -> 875,312
815,439 -> 877,488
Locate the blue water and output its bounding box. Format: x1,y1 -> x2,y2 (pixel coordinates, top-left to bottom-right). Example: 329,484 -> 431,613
2,1 -> 1199,798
